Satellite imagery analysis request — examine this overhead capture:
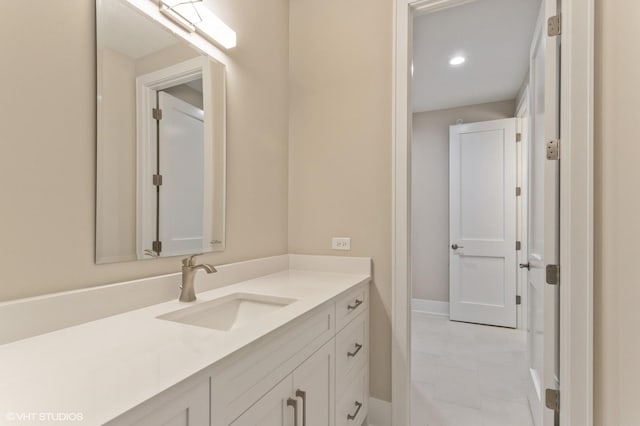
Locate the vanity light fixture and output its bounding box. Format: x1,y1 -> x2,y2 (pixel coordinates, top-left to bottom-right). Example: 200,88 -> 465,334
159,0 -> 237,49
449,55 -> 466,66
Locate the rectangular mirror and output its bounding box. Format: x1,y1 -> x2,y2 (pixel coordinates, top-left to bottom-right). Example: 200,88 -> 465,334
96,0 -> 226,264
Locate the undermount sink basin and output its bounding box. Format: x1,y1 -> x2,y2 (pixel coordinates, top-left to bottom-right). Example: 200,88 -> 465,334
157,293 -> 297,331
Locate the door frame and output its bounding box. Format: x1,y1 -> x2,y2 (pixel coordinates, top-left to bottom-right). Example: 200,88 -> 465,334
391,1 -> 594,426
136,56 -> 225,259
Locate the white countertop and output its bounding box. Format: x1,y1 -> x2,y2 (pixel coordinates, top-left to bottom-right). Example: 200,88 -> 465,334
0,268 -> 369,425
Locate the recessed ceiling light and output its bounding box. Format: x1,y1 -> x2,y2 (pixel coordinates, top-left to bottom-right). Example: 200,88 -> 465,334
449,56 -> 466,66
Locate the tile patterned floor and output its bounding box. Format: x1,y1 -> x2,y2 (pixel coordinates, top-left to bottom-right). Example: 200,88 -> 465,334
411,312 -> 534,426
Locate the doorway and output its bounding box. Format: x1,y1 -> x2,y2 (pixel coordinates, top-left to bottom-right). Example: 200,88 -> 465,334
392,0 -> 594,425
409,1 -> 540,424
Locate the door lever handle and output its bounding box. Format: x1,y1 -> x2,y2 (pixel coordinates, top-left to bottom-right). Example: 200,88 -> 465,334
347,401 -> 363,421
451,244 -> 464,250
519,263 -> 530,270
347,343 -> 363,358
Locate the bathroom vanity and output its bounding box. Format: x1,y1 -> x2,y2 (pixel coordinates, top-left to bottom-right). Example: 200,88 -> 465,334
0,255 -> 370,426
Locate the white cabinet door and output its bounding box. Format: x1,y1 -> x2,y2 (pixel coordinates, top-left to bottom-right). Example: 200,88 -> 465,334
292,340 -> 335,426
449,118 -> 518,328
230,377 -> 294,426
230,341 -> 334,426
130,379 -> 209,426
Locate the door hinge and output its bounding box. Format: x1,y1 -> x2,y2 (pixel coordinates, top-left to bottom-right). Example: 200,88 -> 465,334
152,240 -> 162,254
516,133 -> 522,142
516,295 -> 522,305
546,264 -> 560,285
152,108 -> 163,120
548,15 -> 562,37
516,241 -> 521,251
152,174 -> 163,186
516,187 -> 522,196
545,388 -> 560,411
546,139 -> 560,160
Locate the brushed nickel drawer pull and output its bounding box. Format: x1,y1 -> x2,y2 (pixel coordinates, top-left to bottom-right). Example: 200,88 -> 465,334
347,299 -> 363,311
347,401 -> 363,421
296,389 -> 307,426
287,398 -> 298,426
347,343 -> 363,358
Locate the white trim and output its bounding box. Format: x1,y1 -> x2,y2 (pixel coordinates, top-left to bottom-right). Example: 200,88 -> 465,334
392,1 -> 594,426
559,1 -> 595,424
411,298 -> 449,316
391,0 -> 412,424
365,397 -> 392,426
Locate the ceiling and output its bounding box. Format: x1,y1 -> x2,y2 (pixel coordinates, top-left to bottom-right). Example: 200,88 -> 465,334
412,0 -> 541,113
98,0 -> 179,60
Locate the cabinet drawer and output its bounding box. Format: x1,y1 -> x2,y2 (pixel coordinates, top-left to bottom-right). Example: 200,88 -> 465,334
335,310 -> 367,394
335,285 -> 368,331
336,366 -> 368,426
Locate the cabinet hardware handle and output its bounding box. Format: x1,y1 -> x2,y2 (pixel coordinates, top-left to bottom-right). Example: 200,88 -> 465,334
347,401 -> 363,421
347,343 -> 363,358
347,299 -> 363,310
287,398 -> 298,426
296,389 -> 307,426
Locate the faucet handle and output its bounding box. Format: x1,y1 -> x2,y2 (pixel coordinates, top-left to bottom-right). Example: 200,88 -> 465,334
182,253 -> 204,267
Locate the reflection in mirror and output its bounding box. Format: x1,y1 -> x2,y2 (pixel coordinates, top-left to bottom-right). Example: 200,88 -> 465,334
96,0 -> 226,264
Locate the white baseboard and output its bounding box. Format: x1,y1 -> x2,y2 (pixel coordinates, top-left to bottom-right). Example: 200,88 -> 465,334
365,397 -> 391,426
412,298 -> 450,316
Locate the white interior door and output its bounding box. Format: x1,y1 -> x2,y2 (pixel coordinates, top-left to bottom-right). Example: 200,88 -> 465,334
158,91 -> 205,256
449,118 -> 517,328
292,341 -> 334,426
526,1 -> 560,425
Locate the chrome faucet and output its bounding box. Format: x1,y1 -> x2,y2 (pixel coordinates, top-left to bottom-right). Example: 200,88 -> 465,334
179,254 -> 217,302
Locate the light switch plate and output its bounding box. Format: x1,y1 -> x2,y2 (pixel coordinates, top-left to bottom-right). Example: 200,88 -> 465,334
331,237 -> 351,250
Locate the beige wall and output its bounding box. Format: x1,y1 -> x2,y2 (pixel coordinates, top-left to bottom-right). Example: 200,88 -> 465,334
595,0 -> 640,424
164,84 -> 204,110
134,43 -> 199,77
412,100 -> 516,302
288,0 -> 393,401
96,47 -> 137,263
0,0 -> 289,302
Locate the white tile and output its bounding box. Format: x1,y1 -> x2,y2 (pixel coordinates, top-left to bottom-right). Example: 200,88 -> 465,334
415,399 -> 483,426
411,313 -> 533,426
432,370 -> 482,409
412,332 -> 448,356
481,397 -> 534,426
